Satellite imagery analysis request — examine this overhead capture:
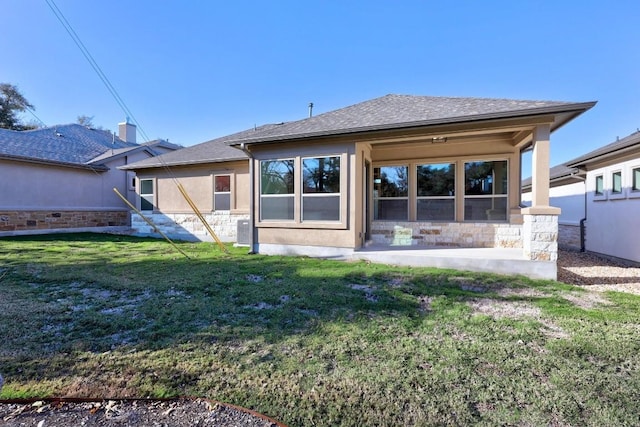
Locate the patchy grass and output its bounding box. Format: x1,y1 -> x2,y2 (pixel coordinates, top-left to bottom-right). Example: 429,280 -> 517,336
1,233 -> 639,426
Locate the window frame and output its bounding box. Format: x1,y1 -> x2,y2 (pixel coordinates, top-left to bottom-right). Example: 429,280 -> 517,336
462,160 -> 509,222
256,154 -> 347,229
629,165 -> 640,199
609,170 -> 626,200
139,178 -> 155,211
301,155 -> 342,222
593,174 -> 606,201
373,164 -> 410,221
415,162 -> 456,221
259,158 -> 295,222
213,173 -> 232,211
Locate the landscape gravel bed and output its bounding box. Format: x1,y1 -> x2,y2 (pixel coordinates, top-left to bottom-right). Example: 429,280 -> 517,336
557,249 -> 640,295
0,398 -> 283,427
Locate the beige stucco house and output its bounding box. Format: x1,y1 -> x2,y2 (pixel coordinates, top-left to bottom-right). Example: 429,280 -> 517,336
124,94 -> 595,279
0,122 -> 179,235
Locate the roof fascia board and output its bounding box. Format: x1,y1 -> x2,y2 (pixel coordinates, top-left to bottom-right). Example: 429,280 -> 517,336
565,143 -> 640,169
0,154 -> 109,172
119,156 -> 248,170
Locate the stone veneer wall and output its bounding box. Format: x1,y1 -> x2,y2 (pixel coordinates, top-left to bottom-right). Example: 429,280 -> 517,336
131,211 -> 250,242
0,210 -> 129,232
370,221 -> 523,249
558,224 -> 581,250
522,214 -> 559,261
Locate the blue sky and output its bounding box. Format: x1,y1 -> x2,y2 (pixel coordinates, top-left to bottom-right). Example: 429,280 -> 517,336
2,0 -> 639,176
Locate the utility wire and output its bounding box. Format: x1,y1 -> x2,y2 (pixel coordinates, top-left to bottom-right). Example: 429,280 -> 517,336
44,0 -> 224,251
24,105 -> 47,128
44,0 -> 151,143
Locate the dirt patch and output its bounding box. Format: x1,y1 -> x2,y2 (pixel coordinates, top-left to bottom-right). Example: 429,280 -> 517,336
468,298 -> 542,319
562,291 -> 612,309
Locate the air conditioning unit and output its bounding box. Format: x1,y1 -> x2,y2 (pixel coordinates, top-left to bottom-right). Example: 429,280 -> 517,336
236,220 -> 251,246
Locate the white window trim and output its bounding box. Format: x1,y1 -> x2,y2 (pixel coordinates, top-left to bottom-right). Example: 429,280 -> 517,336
593,174 -> 607,201
139,178 -> 155,211
629,165 -> 640,199
609,169 -> 626,200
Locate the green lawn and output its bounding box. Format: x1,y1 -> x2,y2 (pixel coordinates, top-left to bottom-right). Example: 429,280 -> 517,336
1,233 -> 639,426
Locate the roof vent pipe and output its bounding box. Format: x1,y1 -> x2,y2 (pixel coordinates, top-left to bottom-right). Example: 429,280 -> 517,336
308,102 -> 314,118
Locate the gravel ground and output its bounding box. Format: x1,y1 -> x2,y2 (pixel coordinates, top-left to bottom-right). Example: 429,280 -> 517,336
1,249 -> 637,427
557,249 -> 640,295
0,398 -> 284,427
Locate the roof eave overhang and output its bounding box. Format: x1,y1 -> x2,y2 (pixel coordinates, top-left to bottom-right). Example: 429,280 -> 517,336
120,156 -> 248,170
0,154 -> 109,172
565,142 -> 640,169
226,101 -> 597,147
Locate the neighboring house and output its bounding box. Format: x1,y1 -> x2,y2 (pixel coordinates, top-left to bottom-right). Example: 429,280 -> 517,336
523,130 -> 640,264
0,121 -> 180,235
124,94 -> 595,279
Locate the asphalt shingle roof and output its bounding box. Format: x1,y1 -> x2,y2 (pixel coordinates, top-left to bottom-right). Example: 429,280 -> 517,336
565,130 -> 640,167
121,125 -> 269,169
522,163 -> 579,189
0,124 -> 137,167
124,94 -> 596,170
224,94 -> 596,145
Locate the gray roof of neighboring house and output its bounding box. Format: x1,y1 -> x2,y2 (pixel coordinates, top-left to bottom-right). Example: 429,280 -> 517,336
223,94 -> 596,145
522,130 -> 640,190
0,124 -> 137,169
121,125 -> 274,170
522,163 -> 579,189
88,139 -> 182,163
565,130 -> 640,167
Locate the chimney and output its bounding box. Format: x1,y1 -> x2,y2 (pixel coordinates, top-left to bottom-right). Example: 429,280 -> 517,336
118,119 -> 136,144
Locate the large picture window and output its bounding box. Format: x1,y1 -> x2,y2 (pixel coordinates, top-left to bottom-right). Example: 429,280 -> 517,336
464,161 -> 508,221
416,163 -> 455,221
214,175 -> 231,211
140,179 -> 154,211
260,160 -> 294,220
302,156 -> 341,221
374,166 -> 408,220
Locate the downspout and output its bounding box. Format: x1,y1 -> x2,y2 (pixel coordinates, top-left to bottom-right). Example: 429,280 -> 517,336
580,178 -> 587,252
571,171 -> 587,252
239,143 -> 256,254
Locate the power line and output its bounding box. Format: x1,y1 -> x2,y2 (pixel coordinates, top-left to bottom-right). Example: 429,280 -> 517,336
44,0 -> 151,143
24,105 -> 47,128
43,0 -> 220,250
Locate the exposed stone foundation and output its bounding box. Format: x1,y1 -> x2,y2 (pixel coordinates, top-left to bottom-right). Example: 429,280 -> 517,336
131,211 -> 250,242
522,214 -> 559,261
0,210 -> 129,233
370,221 -> 523,249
